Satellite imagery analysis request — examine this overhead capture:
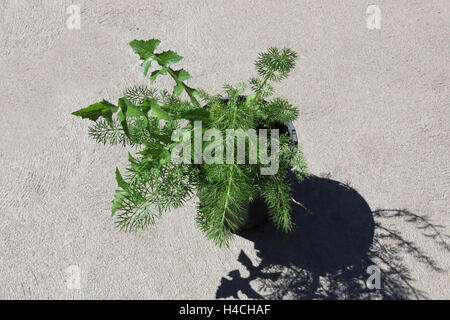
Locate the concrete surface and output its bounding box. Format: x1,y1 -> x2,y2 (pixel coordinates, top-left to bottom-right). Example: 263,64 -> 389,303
0,0 -> 448,299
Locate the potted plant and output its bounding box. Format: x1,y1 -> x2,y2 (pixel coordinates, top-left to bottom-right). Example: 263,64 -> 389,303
72,39 -> 309,247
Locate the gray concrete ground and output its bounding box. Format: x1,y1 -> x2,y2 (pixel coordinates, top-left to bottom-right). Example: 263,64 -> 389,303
0,0 -> 449,299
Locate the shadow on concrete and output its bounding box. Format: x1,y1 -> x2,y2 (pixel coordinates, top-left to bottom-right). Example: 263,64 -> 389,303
216,175 -> 448,300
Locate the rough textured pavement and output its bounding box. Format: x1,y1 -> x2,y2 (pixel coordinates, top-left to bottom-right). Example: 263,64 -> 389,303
0,0 -> 449,299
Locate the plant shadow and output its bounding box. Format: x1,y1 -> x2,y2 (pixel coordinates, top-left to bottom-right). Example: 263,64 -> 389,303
216,175 -> 448,300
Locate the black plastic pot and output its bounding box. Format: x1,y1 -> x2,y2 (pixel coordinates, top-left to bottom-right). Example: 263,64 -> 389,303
209,96 -> 299,231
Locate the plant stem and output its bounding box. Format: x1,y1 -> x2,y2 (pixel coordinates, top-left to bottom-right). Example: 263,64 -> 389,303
291,197 -> 313,215
255,73 -> 271,102
167,68 -> 201,108
249,72 -> 272,112
219,96 -> 240,229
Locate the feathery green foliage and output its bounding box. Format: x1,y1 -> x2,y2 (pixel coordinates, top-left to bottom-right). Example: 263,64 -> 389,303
72,39 -> 309,247
124,85 -> 158,105
261,170 -> 294,232
255,47 -> 298,82
88,118 -> 132,146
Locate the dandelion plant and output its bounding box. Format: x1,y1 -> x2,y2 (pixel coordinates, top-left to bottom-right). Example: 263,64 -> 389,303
72,39 -> 308,247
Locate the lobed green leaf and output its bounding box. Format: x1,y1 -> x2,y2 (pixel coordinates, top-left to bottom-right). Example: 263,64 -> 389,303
130,39 -> 161,75
72,100 -> 118,127
155,50 -> 183,68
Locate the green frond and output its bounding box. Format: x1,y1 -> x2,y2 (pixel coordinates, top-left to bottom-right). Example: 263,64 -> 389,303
197,164 -> 253,247
222,82 -> 245,98
277,133 -> 309,181
88,118 -> 132,146
291,146 -> 309,182
112,168 -> 160,231
209,84 -> 256,132
113,157 -> 196,232
278,133 -> 295,166
255,47 -> 298,82
260,98 -> 299,124
261,171 -> 294,232
124,85 -> 158,105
